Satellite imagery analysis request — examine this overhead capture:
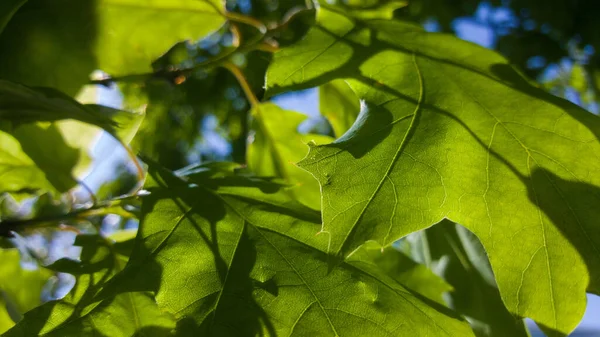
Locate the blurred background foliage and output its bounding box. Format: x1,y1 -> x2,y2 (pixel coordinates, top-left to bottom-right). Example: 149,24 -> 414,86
0,0 -> 599,335
98,0 -> 600,171
3,0 -> 597,173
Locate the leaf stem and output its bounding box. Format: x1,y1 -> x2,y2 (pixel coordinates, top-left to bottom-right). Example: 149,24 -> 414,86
222,61 -> 259,107
0,196 -> 139,237
225,12 -> 267,34
88,6 -> 312,87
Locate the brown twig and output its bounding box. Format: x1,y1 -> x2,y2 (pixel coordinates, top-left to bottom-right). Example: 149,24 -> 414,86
0,196 -> 139,237
221,61 -> 259,107
88,6 -> 313,87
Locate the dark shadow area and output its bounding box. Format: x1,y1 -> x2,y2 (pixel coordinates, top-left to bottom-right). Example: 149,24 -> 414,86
529,168 -> 600,295
4,235 -> 120,336
195,228 -> 276,337
199,176 -> 284,194
10,123 -> 80,193
96,161 -> 274,336
0,0 -> 97,96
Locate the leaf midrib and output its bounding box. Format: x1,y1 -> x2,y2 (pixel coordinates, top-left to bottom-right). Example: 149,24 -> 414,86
212,187 -> 461,336
329,53 -> 424,256
199,184 -> 340,336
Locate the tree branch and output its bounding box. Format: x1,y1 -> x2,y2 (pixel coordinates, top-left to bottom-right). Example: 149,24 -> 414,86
0,196 -> 139,237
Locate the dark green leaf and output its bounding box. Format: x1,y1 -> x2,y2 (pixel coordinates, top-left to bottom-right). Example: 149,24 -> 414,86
0,0 -> 226,95
0,81 -> 116,131
0,80 -> 142,195
5,235 -> 176,336
266,6 -> 600,334
98,162 -> 475,336
0,0 -> 26,34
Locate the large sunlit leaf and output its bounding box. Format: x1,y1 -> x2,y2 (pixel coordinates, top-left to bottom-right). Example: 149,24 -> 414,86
406,220 -> 530,337
5,235 -> 175,336
266,6 -> 600,335
98,162 -> 474,336
0,249 -> 52,334
247,102 -> 333,210
0,0 -> 226,95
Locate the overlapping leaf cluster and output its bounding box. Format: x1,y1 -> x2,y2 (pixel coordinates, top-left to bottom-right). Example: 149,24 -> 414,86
0,0 -> 599,337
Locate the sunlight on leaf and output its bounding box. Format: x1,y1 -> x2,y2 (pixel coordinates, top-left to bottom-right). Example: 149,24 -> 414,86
248,102 -> 333,210
97,161 -> 475,336
266,6 -> 600,335
5,235 -> 175,336
0,249 -> 51,334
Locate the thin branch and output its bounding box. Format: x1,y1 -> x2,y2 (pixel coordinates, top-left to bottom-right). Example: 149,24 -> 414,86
76,178 -> 98,205
254,40 -> 279,53
222,61 -> 259,107
0,196 -> 139,237
269,6 -> 314,33
89,6 -> 312,87
225,12 -> 267,34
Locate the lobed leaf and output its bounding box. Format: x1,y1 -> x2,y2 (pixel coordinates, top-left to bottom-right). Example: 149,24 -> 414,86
266,6 -> 600,335
97,161 -> 475,336
406,221 -> 530,337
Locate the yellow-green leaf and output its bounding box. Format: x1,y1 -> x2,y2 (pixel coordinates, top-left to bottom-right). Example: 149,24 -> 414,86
248,102 -> 333,209
266,6 -> 600,335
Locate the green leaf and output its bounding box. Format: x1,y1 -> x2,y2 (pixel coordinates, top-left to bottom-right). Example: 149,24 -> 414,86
319,80 -> 361,138
405,221 -> 530,337
0,0 -> 226,95
247,102 -> 333,210
99,162 -> 474,336
5,235 -> 176,336
0,81 -> 117,131
349,241 -> 453,305
85,104 -> 144,145
2,123 -> 81,193
0,80 -> 142,195
321,0 -> 408,20
0,129 -> 63,195
266,6 -> 600,335
0,0 -> 26,34
0,249 -> 52,334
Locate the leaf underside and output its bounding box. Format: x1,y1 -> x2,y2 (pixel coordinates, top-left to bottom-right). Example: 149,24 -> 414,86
266,6 -> 600,335
97,163 -> 474,336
